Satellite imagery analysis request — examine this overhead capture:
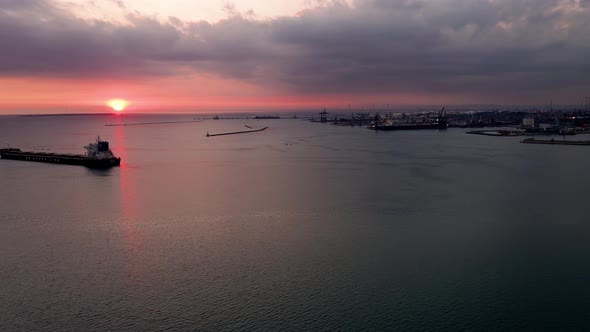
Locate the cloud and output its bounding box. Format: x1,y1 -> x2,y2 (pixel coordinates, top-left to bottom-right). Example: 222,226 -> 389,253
110,0 -> 126,9
1,0 -> 590,102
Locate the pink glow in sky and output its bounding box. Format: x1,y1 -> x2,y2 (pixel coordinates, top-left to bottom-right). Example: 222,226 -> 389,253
63,0 -> 316,23
1,0 -> 589,113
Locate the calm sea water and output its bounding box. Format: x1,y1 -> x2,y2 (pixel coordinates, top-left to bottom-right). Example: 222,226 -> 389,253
1,113 -> 589,331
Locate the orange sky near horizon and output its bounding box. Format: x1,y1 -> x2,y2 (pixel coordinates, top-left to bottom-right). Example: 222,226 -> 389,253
0,76 -> 340,113
0,76 -> 450,114
3,0 -> 588,113
1,0 -> 348,113
0,0 -> 471,114
0,74 -> 460,114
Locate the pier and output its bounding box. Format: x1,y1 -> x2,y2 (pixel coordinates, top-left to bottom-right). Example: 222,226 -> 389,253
206,127 -> 268,137
105,120 -> 203,126
521,138 -> 590,146
466,130 -> 524,136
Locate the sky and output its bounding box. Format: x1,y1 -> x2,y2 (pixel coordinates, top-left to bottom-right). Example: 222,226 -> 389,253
1,0 -> 590,113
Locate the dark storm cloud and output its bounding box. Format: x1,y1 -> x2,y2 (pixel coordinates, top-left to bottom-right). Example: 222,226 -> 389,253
266,0 -> 590,98
1,0 -> 590,100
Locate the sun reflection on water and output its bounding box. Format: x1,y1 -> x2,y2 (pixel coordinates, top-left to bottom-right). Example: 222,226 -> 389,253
114,116 -> 147,287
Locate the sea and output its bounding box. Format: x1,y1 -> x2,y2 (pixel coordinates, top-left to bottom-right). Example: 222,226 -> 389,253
1,113 -> 589,331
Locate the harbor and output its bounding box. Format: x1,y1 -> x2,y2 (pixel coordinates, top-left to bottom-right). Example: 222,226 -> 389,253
304,107 -> 590,152
3,1 -> 590,329
2,112 -> 590,332
4,107 -> 590,171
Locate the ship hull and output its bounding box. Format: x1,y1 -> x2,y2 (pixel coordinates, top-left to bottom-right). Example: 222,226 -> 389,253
0,149 -> 121,168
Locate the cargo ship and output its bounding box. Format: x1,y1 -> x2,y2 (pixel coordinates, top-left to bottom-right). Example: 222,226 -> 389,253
0,137 -> 121,168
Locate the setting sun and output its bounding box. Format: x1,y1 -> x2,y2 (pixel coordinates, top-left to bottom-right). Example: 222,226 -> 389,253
107,99 -> 129,112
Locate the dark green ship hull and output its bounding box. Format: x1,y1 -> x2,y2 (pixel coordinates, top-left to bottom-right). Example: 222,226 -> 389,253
0,148 -> 121,168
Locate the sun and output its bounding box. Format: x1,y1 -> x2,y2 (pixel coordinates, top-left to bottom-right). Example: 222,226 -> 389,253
107,99 -> 129,112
